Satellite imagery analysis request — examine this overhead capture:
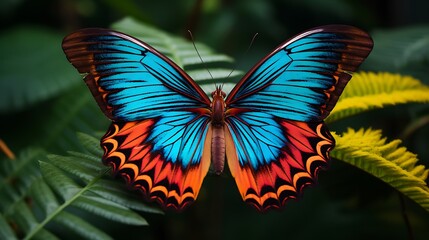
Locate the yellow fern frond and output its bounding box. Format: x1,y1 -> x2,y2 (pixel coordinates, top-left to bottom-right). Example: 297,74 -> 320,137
331,128 -> 429,212
327,72 -> 429,123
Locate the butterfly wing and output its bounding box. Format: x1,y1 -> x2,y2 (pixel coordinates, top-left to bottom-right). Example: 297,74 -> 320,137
62,29 -> 212,210
224,25 -> 373,211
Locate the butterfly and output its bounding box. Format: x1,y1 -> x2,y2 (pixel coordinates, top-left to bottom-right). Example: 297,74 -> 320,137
62,25 -> 373,211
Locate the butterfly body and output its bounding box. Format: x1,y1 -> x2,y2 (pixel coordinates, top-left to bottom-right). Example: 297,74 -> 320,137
62,25 -> 373,211
209,87 -> 227,174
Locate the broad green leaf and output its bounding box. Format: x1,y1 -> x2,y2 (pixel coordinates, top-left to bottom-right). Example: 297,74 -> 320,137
201,83 -> 236,96
0,27 -> 79,113
1,84 -> 107,154
41,84 -> 108,152
327,72 -> 429,123
363,25 -> 429,81
187,68 -> 242,82
332,128 -> 429,212
182,54 -> 234,65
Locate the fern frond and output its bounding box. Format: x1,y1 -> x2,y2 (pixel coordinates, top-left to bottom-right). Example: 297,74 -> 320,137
39,84 -> 108,152
0,148 -> 45,216
331,128 -> 429,212
1,134 -> 162,239
327,72 -> 429,123
0,214 -> 16,240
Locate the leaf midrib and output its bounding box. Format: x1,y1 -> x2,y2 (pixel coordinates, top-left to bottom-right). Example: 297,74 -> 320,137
23,168 -> 110,240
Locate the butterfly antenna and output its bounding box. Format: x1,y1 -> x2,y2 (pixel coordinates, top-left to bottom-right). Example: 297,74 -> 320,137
224,32 -> 259,86
188,30 -> 215,87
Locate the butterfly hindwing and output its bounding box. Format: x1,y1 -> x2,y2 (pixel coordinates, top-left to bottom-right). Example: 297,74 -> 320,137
102,119 -> 212,210
62,29 -> 212,210
225,25 -> 373,211
226,120 -> 333,210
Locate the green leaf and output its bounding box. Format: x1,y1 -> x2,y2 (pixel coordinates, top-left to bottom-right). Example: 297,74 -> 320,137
0,214 -> 17,240
29,181 -> 59,216
39,161 -> 81,200
46,154 -> 102,182
31,228 -> 59,240
0,148 -> 44,192
182,54 -> 234,66
89,179 -> 163,214
53,212 -> 112,240
72,195 -> 148,225
1,133 -> 162,240
331,128 -> 429,212
187,68 -> 242,82
9,201 -> 38,237
327,72 -> 429,123
0,27 -> 79,113
76,132 -> 104,157
0,148 -> 45,215
363,25 -> 429,81
40,84 -> 108,152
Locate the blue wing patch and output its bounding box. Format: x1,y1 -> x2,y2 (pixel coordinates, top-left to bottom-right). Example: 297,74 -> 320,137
226,111 -> 286,169
149,111 -> 210,166
225,25 -> 373,168
62,29 -> 211,122
226,26 -> 373,122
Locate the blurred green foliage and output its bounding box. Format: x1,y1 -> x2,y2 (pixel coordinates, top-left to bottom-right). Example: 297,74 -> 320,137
1,0 -> 429,239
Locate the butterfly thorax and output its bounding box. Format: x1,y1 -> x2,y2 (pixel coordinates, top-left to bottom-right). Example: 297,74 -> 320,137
210,87 -> 226,126
210,87 -> 226,174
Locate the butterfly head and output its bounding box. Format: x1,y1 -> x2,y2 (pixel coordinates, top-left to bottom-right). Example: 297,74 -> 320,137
211,85 -> 226,99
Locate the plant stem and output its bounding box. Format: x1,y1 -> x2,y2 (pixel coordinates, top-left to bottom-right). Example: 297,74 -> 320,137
23,168 -> 110,240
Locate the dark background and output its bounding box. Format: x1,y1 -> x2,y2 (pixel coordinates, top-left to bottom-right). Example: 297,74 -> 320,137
1,0 -> 429,239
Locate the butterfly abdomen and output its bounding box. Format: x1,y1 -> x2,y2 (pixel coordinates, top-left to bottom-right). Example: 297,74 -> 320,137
211,125 -> 225,175
210,87 -> 227,174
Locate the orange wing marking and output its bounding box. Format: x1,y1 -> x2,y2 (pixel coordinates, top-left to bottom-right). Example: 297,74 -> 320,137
101,120 -> 211,210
